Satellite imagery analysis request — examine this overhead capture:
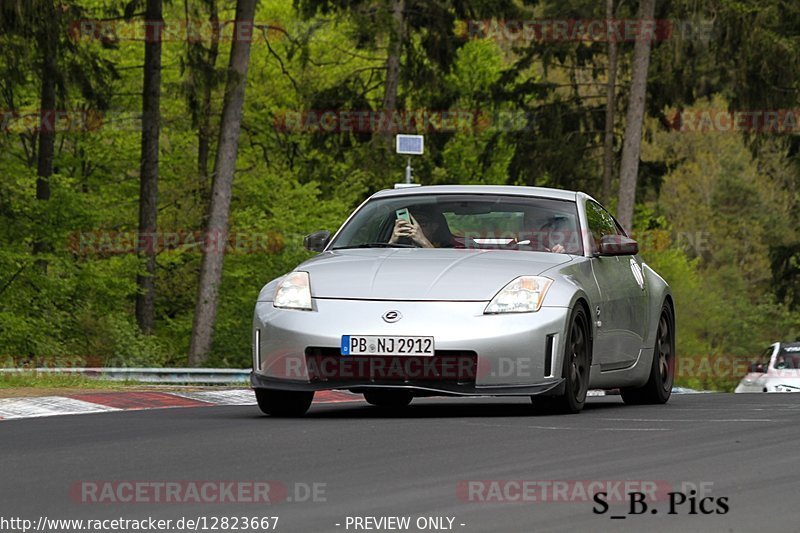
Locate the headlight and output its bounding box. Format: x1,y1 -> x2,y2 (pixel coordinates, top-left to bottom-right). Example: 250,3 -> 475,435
484,276 -> 553,314
273,271 -> 313,310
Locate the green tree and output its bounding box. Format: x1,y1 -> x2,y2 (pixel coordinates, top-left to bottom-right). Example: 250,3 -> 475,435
189,0 -> 259,366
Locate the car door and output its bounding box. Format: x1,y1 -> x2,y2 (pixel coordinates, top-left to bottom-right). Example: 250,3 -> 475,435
585,200 -> 648,370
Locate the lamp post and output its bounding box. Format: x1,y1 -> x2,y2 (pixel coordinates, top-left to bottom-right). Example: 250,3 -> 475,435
395,134 -> 424,187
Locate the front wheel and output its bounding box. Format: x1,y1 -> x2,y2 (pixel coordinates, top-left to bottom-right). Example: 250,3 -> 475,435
532,305 -> 591,414
255,389 -> 314,417
621,303 -> 675,405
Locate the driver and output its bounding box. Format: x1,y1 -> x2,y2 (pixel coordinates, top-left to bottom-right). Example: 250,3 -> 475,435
389,207 -> 455,248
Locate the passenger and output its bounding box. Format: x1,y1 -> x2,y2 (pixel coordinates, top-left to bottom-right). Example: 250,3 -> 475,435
537,217 -> 570,254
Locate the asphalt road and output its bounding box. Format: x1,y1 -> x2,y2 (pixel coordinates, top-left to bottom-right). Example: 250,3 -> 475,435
1,393 -> 798,533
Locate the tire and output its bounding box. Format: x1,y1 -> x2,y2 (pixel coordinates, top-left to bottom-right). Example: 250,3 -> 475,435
254,388 -> 314,417
532,305 -> 591,414
363,390 -> 413,408
621,303 -> 675,405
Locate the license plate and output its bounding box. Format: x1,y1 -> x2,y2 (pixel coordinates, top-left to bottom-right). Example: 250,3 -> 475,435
341,335 -> 435,356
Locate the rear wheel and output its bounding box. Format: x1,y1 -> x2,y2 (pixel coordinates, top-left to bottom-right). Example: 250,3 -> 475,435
363,390 -> 413,408
621,303 -> 675,405
532,305 -> 591,414
255,389 -> 314,417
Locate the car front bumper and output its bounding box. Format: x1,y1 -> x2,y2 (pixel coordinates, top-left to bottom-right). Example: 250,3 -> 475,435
252,298 -> 571,395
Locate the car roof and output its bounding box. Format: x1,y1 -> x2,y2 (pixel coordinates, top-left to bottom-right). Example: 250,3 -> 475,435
780,342 -> 800,350
371,185 -> 583,203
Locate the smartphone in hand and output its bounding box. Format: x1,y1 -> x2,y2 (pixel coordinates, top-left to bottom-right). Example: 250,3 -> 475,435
396,208 -> 411,223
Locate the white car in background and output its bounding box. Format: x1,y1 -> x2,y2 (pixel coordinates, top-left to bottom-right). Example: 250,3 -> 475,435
735,342 -> 800,393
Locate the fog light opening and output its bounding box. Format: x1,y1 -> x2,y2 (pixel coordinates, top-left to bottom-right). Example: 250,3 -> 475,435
545,334 -> 558,378
253,329 -> 261,371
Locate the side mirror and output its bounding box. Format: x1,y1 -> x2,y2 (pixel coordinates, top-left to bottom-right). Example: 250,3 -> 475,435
749,363 -> 765,373
598,235 -> 639,256
303,230 -> 331,252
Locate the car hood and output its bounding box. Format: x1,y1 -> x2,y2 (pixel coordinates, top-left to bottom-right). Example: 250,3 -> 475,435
299,249 -> 573,301
737,371 -> 800,389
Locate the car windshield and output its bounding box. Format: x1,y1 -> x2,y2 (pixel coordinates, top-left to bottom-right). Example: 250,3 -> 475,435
330,193 -> 583,254
775,345 -> 800,369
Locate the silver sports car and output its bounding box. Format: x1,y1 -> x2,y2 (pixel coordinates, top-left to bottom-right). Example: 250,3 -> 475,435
251,185 -> 675,415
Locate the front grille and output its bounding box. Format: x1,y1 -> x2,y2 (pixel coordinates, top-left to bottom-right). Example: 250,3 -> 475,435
304,347 -> 477,384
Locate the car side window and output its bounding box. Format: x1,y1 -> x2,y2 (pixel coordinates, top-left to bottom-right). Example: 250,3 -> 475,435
780,345 -> 800,369
749,347 -> 772,373
585,200 -> 619,253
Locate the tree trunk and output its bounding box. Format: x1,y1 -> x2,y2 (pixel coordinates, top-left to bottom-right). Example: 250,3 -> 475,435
188,0 -> 258,366
196,0 -> 220,184
616,0 -> 656,231
602,0 -> 618,204
380,0 -> 404,144
135,0 -> 163,335
33,2 -> 58,269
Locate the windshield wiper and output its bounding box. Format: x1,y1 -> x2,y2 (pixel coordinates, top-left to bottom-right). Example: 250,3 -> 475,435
332,242 -> 416,250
